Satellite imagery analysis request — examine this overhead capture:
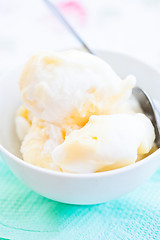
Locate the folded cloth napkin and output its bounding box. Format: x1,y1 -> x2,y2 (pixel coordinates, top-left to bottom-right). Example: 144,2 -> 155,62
0,154 -> 160,240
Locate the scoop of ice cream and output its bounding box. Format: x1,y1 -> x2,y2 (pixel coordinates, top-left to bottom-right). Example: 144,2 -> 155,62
21,118 -> 63,170
52,113 -> 155,173
19,50 -> 136,128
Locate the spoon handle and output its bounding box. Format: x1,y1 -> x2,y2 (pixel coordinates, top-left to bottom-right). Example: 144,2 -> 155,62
44,0 -> 94,55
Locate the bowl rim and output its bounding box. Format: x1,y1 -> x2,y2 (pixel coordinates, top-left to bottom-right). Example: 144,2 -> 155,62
0,49 -> 160,179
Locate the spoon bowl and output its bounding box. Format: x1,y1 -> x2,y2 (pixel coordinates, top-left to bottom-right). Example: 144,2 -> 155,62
0,50 -> 160,205
132,87 -> 160,148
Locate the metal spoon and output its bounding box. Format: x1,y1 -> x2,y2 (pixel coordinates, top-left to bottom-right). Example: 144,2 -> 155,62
132,87 -> 160,147
44,0 -> 160,148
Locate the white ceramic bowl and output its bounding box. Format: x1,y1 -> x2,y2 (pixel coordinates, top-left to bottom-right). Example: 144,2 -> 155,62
0,50 -> 160,205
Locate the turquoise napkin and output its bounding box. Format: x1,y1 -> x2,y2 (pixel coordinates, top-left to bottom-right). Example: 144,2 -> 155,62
0,154 -> 160,240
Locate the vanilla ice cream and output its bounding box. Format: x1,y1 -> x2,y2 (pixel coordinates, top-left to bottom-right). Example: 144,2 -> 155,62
52,114 -> 155,173
21,118 -> 63,170
19,50 -> 136,128
16,50 -> 155,173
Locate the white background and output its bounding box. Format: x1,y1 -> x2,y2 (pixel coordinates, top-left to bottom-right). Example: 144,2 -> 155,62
0,0 -> 160,75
